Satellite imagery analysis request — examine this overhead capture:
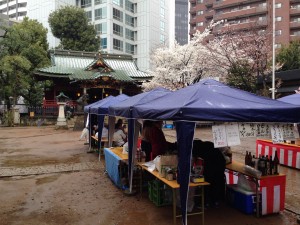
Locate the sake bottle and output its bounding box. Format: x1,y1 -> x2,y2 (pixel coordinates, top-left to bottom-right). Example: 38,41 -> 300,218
273,150 -> 280,175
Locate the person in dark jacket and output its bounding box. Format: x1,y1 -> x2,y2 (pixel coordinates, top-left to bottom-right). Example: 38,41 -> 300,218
192,140 -> 226,208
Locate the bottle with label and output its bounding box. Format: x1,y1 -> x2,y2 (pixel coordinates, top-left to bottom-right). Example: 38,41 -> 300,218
273,150 -> 280,175
265,155 -> 270,175
269,156 -> 273,175
245,151 -> 249,165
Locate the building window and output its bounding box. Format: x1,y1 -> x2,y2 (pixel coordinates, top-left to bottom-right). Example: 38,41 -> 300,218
113,38 -> 123,51
275,16 -> 282,22
197,22 -> 204,26
197,10 -> 204,15
125,0 -> 134,13
292,17 -> 300,22
259,2 -> 267,8
18,11 -> 27,17
125,28 -> 134,41
258,29 -> 266,35
95,7 -> 107,20
125,43 -> 135,54
85,11 -> 92,21
81,0 -> 91,8
275,30 -> 282,36
113,8 -> 123,22
113,0 -> 123,7
275,3 -> 282,9
275,44 -> 282,49
197,0 -> 203,3
160,21 -> 165,31
95,0 -> 107,5
113,23 -> 123,37
161,0 -> 165,6
95,22 -> 107,34
125,14 -> 135,27
160,34 -> 165,43
160,7 -> 165,18
258,16 -> 267,21
100,38 -> 107,49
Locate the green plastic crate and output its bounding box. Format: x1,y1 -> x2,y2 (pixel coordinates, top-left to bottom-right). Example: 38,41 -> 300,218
148,180 -> 172,207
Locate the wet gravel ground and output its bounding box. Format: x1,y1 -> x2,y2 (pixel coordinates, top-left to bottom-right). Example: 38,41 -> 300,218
0,126 -> 299,225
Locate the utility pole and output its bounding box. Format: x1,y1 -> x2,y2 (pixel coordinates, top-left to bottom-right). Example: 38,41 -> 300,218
271,0 -> 276,99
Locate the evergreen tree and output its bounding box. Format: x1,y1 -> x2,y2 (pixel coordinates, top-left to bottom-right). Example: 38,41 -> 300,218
0,17 -> 51,109
49,6 -> 100,51
276,40 -> 300,71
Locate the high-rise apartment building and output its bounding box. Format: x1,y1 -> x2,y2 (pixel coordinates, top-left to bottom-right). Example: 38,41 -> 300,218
189,0 -> 300,48
175,0 -> 189,45
76,0 -> 173,71
0,0 -> 75,48
0,0 -> 187,71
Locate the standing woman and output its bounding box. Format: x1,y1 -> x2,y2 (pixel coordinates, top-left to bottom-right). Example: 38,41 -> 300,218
141,120 -> 153,161
148,120 -> 169,159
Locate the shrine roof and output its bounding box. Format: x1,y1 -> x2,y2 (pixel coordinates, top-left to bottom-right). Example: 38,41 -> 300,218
35,50 -> 152,81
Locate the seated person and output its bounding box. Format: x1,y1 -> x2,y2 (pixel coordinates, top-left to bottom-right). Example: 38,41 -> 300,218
95,123 -> 108,139
113,122 -> 127,147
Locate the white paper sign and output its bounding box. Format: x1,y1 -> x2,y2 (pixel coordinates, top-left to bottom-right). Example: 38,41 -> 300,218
212,125 -> 227,148
226,124 -> 240,146
294,124 -> 300,139
271,124 -> 284,143
238,123 -> 256,138
256,123 -> 271,137
281,124 -> 295,139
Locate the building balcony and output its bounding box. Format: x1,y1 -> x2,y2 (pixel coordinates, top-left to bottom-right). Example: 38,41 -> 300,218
214,6 -> 267,21
213,0 -> 264,10
213,19 -> 268,33
204,0 -> 213,7
290,21 -> 300,29
205,9 -> 214,19
290,35 -> 300,42
290,7 -> 300,16
189,17 -> 197,25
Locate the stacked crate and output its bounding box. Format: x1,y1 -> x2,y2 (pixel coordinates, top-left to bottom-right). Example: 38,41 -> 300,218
148,180 -> 172,206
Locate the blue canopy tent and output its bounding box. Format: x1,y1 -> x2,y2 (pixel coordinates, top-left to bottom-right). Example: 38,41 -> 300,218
125,79 -> 300,225
108,88 -> 172,192
277,93 -> 300,105
90,94 -> 129,153
84,96 -> 115,150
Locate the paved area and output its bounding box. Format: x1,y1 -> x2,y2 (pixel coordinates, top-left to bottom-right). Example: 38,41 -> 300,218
0,126 -> 299,225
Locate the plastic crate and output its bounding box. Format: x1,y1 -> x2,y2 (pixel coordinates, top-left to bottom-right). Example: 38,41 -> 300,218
227,184 -> 260,215
148,180 -> 172,207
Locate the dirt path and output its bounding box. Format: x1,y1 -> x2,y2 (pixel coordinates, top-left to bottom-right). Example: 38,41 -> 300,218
0,126 -> 299,225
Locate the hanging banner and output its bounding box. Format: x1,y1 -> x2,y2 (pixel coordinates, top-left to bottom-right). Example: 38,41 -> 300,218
271,124 -> 284,143
238,123 -> 256,138
226,124 -> 240,146
212,125 -> 227,148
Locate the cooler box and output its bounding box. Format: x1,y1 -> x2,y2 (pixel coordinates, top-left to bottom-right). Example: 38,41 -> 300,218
226,184 -> 259,215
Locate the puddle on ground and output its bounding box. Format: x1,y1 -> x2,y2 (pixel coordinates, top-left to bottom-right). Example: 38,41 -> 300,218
36,174 -> 60,185
2,155 -> 81,167
0,148 -> 31,154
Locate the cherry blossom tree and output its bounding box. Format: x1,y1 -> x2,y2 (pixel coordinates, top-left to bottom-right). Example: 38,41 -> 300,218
144,21 -> 276,96
205,24 -> 275,95
143,21 -> 224,91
